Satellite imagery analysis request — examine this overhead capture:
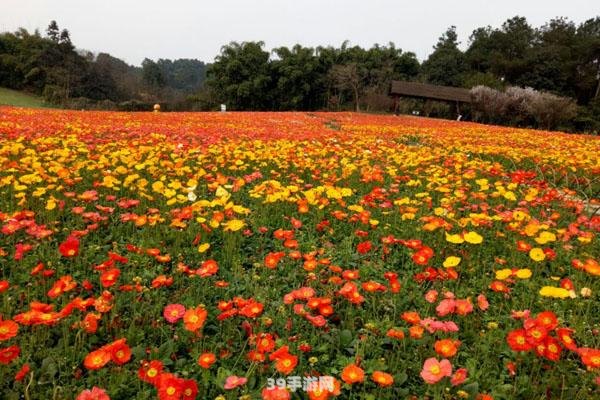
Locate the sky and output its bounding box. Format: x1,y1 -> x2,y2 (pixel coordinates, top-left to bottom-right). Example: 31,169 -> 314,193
1,0 -> 598,66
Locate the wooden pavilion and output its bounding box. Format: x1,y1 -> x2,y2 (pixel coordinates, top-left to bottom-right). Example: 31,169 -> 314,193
389,80 -> 472,116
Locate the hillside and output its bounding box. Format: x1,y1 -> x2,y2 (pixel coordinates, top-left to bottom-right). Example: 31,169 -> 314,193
0,87 -> 51,108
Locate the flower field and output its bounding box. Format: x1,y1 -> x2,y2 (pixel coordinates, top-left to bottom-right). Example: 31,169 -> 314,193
0,106 -> 599,400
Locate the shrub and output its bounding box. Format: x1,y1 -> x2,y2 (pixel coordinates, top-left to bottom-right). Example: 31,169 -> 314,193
470,85 -> 579,130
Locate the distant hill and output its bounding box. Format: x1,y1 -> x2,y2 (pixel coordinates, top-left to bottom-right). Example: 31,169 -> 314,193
0,87 -> 51,108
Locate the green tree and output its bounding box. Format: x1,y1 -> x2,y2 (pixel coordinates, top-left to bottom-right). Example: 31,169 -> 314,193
466,16 -> 535,83
517,18 -> 578,96
46,20 -> 59,42
142,58 -> 166,88
422,26 -> 468,87
574,17 -> 600,103
206,41 -> 272,110
271,45 -> 323,110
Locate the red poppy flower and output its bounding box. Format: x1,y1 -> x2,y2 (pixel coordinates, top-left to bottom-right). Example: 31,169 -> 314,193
578,347 -> 600,369
525,325 -> 548,345
507,329 -> 532,352
556,328 -> 578,351
181,379 -> 198,399
100,268 -> 120,288
543,336 -> 562,361
0,345 -> 20,364
138,360 -> 163,385
15,363 -> 30,382
356,241 -> 372,254
157,373 -> 184,400
108,339 -> 131,365
59,236 -> 80,257
535,311 -> 558,331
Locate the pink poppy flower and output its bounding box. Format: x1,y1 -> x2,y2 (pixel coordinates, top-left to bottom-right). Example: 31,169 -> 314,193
511,310 -> 530,319
441,321 -> 459,332
425,290 -> 438,303
224,375 -> 247,390
436,299 -> 456,317
262,386 -> 291,399
163,304 -> 186,324
76,387 -> 110,400
420,358 -> 452,384
420,318 -> 460,334
477,294 -> 489,311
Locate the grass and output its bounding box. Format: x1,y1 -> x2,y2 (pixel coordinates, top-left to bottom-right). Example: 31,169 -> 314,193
0,87 -> 51,108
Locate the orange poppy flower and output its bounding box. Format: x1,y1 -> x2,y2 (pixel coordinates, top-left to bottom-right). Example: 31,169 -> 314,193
197,259 -> 219,277
401,311 -> 421,325
256,334 -> 275,353
341,363 -> 364,384
197,352 -> 216,369
84,349 -> 111,370
0,319 -> 18,341
264,252 -> 284,269
386,328 -> 405,340
372,371 -> 394,387
100,268 -> 120,288
434,339 -> 461,357
275,353 -> 298,375
239,302 -> 264,319
409,325 -> 425,339
183,306 -> 208,332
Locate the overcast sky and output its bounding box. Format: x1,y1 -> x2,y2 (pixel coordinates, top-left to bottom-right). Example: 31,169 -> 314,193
1,0 -> 598,66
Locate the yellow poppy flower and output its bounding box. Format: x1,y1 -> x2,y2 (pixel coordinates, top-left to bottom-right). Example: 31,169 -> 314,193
539,286 -> 570,299
464,231 -> 483,244
529,248 -> 545,262
197,243 -> 210,253
515,269 -> 532,279
495,269 -> 513,280
443,256 -> 461,268
445,232 -> 464,244
223,219 -> 245,232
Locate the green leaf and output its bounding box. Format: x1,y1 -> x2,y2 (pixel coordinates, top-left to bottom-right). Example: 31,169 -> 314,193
339,329 -> 353,347
463,382 -> 480,398
394,372 -> 408,385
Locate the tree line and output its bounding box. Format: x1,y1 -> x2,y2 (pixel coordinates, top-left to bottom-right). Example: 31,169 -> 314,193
0,21 -> 207,110
0,17 -> 599,131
